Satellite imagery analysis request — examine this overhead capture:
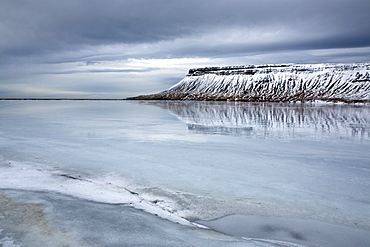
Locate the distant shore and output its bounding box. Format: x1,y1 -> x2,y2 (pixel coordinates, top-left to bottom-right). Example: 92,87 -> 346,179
0,98 -> 124,101
127,63 -> 370,103
2,98 -> 370,104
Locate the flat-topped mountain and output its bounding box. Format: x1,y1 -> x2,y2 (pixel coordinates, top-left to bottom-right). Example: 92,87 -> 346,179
127,63 -> 370,103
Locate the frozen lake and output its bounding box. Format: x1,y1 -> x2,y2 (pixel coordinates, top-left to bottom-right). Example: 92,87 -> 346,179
0,100 -> 369,246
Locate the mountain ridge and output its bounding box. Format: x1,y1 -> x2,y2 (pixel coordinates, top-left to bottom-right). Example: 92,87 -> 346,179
127,63 -> 370,103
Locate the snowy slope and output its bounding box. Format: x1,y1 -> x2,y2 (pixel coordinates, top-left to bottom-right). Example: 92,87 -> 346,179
129,63 -> 370,102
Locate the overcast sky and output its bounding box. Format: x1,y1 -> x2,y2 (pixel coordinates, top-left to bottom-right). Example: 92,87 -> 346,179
1,0 -> 370,98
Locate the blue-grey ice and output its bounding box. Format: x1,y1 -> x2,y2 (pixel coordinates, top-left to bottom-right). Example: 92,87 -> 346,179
0,100 -> 369,246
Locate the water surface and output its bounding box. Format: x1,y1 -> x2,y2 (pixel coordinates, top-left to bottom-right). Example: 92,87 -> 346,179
0,100 -> 369,246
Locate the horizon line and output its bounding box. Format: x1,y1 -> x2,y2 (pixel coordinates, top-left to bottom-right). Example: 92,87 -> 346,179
0,98 -> 126,101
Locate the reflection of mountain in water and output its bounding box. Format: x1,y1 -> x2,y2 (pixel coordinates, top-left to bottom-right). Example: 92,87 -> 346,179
143,101 -> 370,140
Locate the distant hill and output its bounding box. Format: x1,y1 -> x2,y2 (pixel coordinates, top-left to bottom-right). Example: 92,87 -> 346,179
127,63 -> 370,103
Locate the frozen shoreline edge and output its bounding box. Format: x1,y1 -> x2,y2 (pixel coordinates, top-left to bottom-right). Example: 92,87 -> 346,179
0,161 -> 201,227
0,189 -> 262,247
1,160 -> 370,230
2,162 -> 370,246
3,188 -> 370,247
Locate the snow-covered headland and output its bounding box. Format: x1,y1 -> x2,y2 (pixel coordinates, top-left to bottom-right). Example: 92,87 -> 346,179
128,63 -> 370,103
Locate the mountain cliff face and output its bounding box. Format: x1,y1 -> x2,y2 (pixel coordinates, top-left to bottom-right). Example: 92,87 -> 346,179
128,63 -> 370,103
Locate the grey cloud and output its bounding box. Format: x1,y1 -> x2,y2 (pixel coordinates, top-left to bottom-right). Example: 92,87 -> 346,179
47,68 -> 157,75
1,0 -> 369,61
1,0 -> 370,98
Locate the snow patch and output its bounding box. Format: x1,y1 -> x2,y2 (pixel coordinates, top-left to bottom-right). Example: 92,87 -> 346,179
0,161 -> 194,227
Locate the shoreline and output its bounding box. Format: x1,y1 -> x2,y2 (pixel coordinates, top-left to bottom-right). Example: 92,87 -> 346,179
2,188 -> 370,247
1,98 -> 369,104
0,189 -> 251,247
0,98 -> 124,101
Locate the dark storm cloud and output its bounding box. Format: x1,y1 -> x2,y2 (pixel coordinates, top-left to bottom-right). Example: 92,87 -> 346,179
1,0 -> 369,61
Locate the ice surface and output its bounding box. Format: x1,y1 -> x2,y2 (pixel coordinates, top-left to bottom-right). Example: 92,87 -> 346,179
196,215 -> 370,247
1,189 -> 265,247
0,100 -> 369,246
